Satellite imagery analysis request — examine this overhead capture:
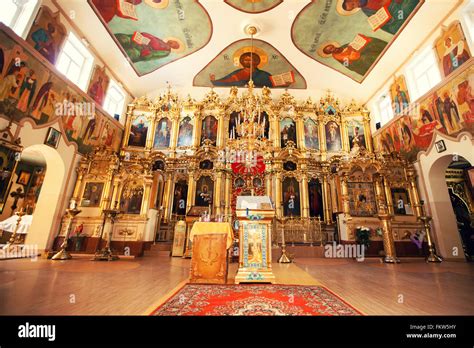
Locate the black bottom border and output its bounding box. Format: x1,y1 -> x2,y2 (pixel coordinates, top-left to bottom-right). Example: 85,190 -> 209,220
0,315 -> 472,346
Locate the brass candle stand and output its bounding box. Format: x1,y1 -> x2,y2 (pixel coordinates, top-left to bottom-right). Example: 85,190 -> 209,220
52,207 -> 82,260
2,209 -> 26,254
93,204 -> 122,261
418,201 -> 442,263
278,218 -> 291,263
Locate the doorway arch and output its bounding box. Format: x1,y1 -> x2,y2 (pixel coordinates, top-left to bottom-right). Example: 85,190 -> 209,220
419,132 -> 474,260
23,144 -> 66,251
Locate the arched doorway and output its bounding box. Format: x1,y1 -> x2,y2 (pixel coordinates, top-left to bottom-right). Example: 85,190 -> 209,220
446,157 -> 474,261
420,133 -> 474,260
22,144 -> 65,251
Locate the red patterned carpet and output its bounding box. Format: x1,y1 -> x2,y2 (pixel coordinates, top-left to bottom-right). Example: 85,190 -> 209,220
151,284 -> 362,316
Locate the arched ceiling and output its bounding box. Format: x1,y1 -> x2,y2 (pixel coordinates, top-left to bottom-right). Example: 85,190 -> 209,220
57,0 -> 460,103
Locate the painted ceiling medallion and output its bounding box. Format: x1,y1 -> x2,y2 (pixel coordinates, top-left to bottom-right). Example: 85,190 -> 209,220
88,0 -> 212,76
194,39 -> 307,89
225,0 -> 283,14
291,0 -> 424,83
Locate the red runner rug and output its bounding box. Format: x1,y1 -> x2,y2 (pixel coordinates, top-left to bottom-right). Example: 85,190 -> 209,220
151,284 -> 362,316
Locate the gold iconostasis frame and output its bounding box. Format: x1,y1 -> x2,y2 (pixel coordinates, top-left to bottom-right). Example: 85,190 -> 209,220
66,85 -> 423,248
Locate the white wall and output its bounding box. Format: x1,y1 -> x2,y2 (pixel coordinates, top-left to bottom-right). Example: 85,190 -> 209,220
367,0 -> 474,131
24,0 -> 134,123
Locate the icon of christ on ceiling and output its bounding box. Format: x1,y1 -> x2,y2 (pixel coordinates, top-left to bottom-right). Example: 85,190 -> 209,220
194,39 -> 307,89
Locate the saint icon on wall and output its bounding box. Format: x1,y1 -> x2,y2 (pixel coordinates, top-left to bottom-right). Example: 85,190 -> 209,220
81,182 -> 104,207
308,179 -> 323,218
304,118 -> 319,150
177,116 -> 194,147
434,22 -> 471,77
128,115 -> 149,148
153,117 -> 172,149
280,118 -> 297,148
325,121 -> 342,152
390,76 -> 410,115
195,176 -> 214,207
347,120 -> 366,152
200,116 -> 218,145
283,177 -> 300,217
173,180 -> 188,215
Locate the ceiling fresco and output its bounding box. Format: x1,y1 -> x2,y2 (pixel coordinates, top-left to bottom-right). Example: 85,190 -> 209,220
291,0 -> 424,83
224,0 -> 284,13
193,38 -> 307,89
88,0 -> 212,76
76,0 -> 446,96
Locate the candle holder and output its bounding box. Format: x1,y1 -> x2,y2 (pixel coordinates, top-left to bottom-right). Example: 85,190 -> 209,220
2,209 -> 26,254
52,207 -> 82,260
278,218 -> 291,263
93,204 -> 123,261
418,201 -> 442,263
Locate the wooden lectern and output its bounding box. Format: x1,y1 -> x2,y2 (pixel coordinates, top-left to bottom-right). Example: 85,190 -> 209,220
189,222 -> 233,284
235,196 -> 276,284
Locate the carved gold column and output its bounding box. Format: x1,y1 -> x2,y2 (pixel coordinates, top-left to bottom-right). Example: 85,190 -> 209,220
320,121 -> 327,162
121,105 -> 134,150
145,115 -> 155,150
362,110 -> 373,152
214,170 -> 223,216
162,171 -> 174,222
322,165 -> 333,223
141,174 -> 154,215
194,114 -> 202,147
272,116 -> 280,149
110,176 -> 121,209
71,166 -> 87,203
406,165 -> 423,218
216,113 -> 225,148
301,174 -> 309,218
340,174 -> 350,216
99,165 -> 115,211
186,171 -> 196,212
275,172 -> 283,218
265,170 -> 272,198
170,114 -> 179,149
374,174 -> 387,211
340,118 -> 349,153
378,203 -> 400,263
383,177 -> 394,215
296,116 -> 305,150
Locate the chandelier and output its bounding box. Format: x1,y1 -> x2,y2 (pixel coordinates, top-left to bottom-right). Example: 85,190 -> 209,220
227,25 -> 271,156
231,82 -> 266,140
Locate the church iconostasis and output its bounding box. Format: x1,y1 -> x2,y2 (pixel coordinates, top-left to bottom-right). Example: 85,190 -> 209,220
69,86 -> 428,248
118,88 -> 380,225
122,89 -> 374,161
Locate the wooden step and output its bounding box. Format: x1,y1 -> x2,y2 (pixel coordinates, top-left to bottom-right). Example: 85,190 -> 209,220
272,245 -> 326,259
150,242 -> 172,251
144,250 -> 171,257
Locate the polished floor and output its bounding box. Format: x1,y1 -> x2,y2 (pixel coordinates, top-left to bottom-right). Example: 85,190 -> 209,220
0,254 -> 473,315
